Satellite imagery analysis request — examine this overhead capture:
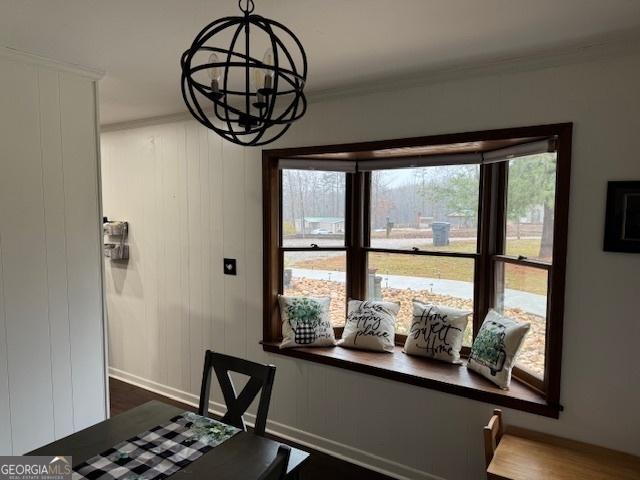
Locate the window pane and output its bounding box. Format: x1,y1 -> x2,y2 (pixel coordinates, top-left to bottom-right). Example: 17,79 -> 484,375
494,262 -> 548,379
505,153 -> 557,262
283,251 -> 346,327
282,169 -> 346,247
367,252 -> 474,343
369,165 -> 480,253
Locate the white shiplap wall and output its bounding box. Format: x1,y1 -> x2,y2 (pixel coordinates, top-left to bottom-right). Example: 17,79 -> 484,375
102,122 -> 259,399
102,50 -> 640,480
0,53 -> 106,454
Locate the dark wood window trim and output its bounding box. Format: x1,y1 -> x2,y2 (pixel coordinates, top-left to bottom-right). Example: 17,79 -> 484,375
263,123 -> 572,417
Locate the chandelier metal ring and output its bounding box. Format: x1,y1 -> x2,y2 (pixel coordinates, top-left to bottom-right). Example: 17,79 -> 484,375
238,0 -> 255,14
180,1 -> 307,146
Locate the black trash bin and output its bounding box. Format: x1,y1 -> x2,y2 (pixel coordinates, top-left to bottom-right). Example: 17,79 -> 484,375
431,222 -> 451,246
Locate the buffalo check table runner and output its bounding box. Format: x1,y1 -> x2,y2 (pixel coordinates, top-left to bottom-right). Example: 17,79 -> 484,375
72,412 -> 240,480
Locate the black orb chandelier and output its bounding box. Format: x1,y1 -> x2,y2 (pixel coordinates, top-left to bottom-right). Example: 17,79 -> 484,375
180,0 -> 307,146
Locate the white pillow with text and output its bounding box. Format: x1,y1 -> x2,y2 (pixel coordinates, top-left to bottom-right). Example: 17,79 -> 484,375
403,301 -> 471,364
338,299 -> 400,353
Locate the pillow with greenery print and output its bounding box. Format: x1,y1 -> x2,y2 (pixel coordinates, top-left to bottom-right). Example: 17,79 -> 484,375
278,295 -> 336,348
467,309 -> 529,389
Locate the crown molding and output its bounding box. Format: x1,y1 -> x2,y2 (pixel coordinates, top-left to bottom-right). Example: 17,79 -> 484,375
101,27 -> 640,129
0,45 -> 104,80
100,111 -> 195,133
307,27 -> 640,103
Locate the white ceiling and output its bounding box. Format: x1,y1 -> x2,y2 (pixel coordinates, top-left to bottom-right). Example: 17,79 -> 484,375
2,0 -> 640,125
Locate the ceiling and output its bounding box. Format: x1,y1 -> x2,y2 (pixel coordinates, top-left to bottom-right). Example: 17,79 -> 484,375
2,0 -> 640,125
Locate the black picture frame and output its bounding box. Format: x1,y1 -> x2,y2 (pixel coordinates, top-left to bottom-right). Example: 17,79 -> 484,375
604,181 -> 640,253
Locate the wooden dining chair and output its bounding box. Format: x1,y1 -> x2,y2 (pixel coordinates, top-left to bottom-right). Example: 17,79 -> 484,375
483,409 -> 504,469
198,350 -> 276,436
257,445 -> 291,480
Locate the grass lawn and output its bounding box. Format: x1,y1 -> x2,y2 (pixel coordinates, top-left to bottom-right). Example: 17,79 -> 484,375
291,239 -> 548,295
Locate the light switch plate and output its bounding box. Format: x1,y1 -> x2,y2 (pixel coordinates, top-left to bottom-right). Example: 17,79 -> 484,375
223,258 -> 237,275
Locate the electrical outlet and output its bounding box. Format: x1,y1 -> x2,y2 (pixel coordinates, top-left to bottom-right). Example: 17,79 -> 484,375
223,258 -> 237,275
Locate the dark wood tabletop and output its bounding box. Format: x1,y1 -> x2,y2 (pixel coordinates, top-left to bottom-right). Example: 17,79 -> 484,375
27,400 -> 310,479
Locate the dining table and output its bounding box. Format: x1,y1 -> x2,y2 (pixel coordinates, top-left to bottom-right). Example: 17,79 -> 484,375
27,400 -> 310,479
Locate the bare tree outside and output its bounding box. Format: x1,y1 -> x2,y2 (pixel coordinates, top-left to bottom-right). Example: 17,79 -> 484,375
506,153 -> 557,260
282,169 -> 346,247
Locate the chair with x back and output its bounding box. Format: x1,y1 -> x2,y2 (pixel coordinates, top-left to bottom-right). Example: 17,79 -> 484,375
198,350 -> 277,436
257,445 -> 291,480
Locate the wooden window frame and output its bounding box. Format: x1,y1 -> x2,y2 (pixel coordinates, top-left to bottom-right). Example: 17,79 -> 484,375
263,123 -> 572,416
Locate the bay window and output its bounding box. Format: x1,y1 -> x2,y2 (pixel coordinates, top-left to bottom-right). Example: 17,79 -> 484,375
262,124 -> 572,417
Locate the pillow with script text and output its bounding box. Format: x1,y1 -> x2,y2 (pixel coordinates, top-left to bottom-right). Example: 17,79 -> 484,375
403,301 -> 472,364
278,295 -> 336,349
338,300 -> 400,353
467,309 -> 530,389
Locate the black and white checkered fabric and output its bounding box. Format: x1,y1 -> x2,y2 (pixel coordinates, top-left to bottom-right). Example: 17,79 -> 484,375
73,412 -> 239,480
295,324 -> 316,345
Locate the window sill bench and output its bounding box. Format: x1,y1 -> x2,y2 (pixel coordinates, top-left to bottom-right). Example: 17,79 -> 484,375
261,341 -> 561,418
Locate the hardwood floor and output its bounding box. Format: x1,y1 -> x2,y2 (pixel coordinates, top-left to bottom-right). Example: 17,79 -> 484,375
109,377 -> 394,480
109,377 -> 197,416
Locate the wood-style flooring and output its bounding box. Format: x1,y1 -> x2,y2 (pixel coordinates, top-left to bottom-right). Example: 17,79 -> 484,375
109,377 -> 394,480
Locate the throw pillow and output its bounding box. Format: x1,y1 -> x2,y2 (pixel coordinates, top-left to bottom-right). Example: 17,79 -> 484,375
278,295 -> 336,349
467,309 -> 530,389
338,299 -> 400,353
404,301 -> 472,364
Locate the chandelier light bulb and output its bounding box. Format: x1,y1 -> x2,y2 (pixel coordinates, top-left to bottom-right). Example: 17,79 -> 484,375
260,49 -> 274,91
253,68 -> 267,109
208,53 -> 222,94
253,66 -> 264,90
